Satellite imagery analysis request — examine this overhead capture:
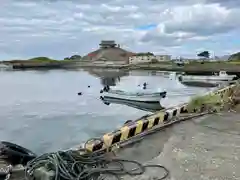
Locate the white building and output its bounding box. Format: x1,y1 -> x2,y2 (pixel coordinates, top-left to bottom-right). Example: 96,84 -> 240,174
128,55 -> 171,64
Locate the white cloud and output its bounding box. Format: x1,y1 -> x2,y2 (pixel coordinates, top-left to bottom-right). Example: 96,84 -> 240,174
0,0 -> 239,59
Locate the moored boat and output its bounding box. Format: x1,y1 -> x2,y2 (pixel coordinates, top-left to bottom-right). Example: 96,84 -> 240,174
0,63 -> 13,71
178,71 -> 237,82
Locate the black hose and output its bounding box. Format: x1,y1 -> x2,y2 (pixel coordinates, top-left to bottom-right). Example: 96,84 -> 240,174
25,139 -> 170,180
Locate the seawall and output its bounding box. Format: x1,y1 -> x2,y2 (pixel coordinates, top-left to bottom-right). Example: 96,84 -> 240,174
84,82 -> 238,152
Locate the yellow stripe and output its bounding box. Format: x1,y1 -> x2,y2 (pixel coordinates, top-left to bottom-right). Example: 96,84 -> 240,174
102,133 -> 114,148
135,120 -> 144,135
85,142 -> 94,152
120,125 -> 130,141
157,112 -> 165,122
147,116 -> 155,129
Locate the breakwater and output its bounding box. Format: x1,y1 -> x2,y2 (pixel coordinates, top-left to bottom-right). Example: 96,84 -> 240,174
84,83 -> 237,152
4,60 -> 240,77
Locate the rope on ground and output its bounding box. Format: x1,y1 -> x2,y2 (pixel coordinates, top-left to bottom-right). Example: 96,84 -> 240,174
24,138 -> 169,180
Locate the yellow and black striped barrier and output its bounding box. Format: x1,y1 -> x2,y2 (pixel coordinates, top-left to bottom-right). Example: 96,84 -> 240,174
85,83 -> 237,152
85,103 -> 189,152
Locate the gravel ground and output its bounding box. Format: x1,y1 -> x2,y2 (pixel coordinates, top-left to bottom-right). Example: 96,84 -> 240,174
117,112 -> 240,180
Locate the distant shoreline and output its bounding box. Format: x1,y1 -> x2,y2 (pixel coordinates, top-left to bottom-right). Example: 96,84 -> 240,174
1,60 -> 240,75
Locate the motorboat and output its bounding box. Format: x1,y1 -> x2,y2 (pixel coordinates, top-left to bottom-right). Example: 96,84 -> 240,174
178,71 -> 237,82
0,63 -> 12,71
100,87 -> 167,104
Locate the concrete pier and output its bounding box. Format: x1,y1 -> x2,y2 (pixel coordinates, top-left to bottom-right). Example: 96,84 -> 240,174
118,112 -> 240,180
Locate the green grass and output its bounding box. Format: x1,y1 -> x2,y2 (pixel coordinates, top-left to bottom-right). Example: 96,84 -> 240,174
27,57 -> 60,62
187,93 -> 223,112
229,61 -> 240,64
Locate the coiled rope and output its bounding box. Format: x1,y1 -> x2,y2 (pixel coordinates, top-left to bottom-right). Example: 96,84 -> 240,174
25,138 -> 169,180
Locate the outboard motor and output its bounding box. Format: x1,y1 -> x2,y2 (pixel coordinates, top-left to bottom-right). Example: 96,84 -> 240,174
0,141 -> 37,166
143,82 -> 147,90
103,85 -> 110,92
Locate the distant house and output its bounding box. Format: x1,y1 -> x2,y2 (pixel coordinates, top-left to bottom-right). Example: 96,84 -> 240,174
128,54 -> 171,64
99,40 -> 117,48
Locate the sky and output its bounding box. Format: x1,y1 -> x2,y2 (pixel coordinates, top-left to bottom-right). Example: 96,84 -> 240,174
0,0 -> 239,60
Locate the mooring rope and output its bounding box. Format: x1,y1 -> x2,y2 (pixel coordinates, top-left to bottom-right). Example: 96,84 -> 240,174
24,139 -> 169,180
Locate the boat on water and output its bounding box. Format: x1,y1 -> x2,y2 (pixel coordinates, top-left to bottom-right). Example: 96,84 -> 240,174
100,85 -> 167,104
0,63 -> 12,71
178,71 -> 237,82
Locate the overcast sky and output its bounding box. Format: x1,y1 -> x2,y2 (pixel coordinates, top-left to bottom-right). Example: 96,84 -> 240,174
0,0 -> 239,60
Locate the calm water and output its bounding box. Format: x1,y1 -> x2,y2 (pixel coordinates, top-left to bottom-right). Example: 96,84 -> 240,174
0,69 -> 212,154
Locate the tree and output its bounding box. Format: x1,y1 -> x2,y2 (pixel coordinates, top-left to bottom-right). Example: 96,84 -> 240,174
228,52 -> 240,61
64,55 -> 82,60
70,55 -> 81,60
197,51 -> 210,59
136,52 -> 154,56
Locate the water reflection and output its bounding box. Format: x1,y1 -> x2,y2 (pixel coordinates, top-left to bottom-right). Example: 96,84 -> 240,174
85,68 -> 128,86
101,98 -> 164,112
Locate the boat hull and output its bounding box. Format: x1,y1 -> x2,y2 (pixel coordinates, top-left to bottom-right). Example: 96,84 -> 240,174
180,80 -> 219,87
179,75 -> 236,82
101,91 -> 166,103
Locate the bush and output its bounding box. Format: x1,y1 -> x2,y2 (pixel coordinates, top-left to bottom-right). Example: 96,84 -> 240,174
28,57 -> 57,62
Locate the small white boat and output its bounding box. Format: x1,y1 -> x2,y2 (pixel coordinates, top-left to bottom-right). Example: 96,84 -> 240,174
178,71 -> 237,82
101,89 -> 167,103
0,63 -> 13,71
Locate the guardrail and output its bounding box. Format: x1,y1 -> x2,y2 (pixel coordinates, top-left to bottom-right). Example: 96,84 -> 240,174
85,83 -> 237,152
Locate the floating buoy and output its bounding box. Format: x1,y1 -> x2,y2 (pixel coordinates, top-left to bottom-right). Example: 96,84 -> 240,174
0,141 -> 37,166
88,85 -> 90,88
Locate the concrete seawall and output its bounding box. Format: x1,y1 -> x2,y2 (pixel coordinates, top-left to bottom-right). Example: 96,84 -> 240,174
84,83 -> 237,152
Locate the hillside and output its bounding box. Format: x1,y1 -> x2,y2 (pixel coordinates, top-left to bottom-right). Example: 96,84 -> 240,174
228,52 -> 240,61
82,47 -> 135,62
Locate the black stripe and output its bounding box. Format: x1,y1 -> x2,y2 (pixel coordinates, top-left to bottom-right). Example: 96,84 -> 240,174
180,107 -> 188,113
173,109 -> 177,116
112,131 -> 122,144
92,141 -> 104,151
163,112 -> 169,123
153,117 -> 160,126
142,121 -> 149,132
128,126 -> 137,138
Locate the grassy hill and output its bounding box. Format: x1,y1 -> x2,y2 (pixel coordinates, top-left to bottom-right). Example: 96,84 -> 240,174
228,52 -> 240,62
